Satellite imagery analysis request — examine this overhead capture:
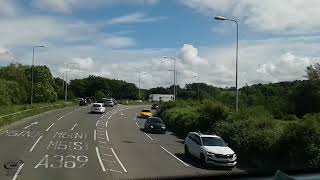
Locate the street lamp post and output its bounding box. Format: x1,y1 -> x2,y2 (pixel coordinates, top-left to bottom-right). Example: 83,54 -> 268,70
64,63 -> 77,102
194,75 -> 200,101
214,16 -> 239,112
163,56 -> 176,101
138,72 -> 146,100
31,45 -> 46,106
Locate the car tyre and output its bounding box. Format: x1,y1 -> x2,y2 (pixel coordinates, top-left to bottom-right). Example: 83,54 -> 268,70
200,154 -> 208,168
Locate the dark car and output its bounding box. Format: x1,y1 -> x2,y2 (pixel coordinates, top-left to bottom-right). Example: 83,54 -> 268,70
151,104 -> 158,110
144,117 -> 166,134
79,99 -> 87,106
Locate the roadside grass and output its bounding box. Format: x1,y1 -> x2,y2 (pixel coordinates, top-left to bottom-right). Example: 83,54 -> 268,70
0,101 -> 76,127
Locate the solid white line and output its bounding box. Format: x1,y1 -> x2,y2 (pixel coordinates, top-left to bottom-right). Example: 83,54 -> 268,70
106,168 -> 122,174
95,147 -> 106,172
110,148 -> 127,173
105,121 -> 108,128
135,122 -> 140,128
102,153 -> 113,157
29,136 -> 43,152
96,120 -> 99,127
94,130 -> 96,141
102,159 -> 117,164
144,133 -> 154,141
57,116 -> 64,120
12,163 -> 24,180
105,129 -> 109,142
160,146 -> 189,167
45,123 -> 55,132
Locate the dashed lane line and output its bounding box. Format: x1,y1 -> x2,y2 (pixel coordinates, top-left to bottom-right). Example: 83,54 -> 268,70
102,153 -> 113,157
110,148 -> 127,173
45,123 -> 55,132
94,130 -> 97,141
144,133 -> 154,141
95,147 -> 106,172
29,136 -> 43,152
106,168 -> 123,174
57,115 -> 64,121
102,159 -> 117,164
160,146 -> 190,167
12,163 -> 24,180
135,122 -> 140,128
96,120 -> 100,127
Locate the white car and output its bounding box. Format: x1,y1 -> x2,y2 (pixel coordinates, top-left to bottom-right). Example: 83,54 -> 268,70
184,132 -> 237,168
91,103 -> 105,114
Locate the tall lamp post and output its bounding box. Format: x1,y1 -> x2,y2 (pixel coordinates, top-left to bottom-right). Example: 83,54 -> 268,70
163,56 -> 176,101
193,75 -> 200,101
31,45 -> 46,106
64,63 -> 77,102
214,16 -> 239,112
138,72 -> 146,100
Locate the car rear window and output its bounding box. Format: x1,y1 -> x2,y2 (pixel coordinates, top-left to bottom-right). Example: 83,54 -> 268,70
93,104 -> 101,107
149,118 -> 163,124
201,137 -> 226,147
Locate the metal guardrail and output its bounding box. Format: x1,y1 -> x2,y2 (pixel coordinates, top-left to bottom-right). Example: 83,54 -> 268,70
0,102 -> 73,119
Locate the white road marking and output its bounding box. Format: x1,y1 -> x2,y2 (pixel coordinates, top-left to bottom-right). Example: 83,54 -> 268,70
106,168 -> 122,174
99,141 -> 108,144
70,123 -> 78,131
144,133 -> 154,141
136,122 -> 140,128
57,116 -> 64,121
24,121 -> 38,129
94,130 -> 96,141
45,123 -> 55,132
110,148 -> 127,173
12,163 -> 24,180
29,136 -> 43,152
100,115 -> 105,119
108,115 -> 112,120
160,146 -> 189,167
105,130 -> 109,142
102,153 -> 112,157
97,136 -> 105,139
102,159 -> 117,164
105,121 -> 108,127
95,120 -> 99,127
95,147 -> 106,172
120,112 -> 124,116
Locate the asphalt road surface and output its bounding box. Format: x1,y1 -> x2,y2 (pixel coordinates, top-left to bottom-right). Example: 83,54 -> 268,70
0,105 -> 243,180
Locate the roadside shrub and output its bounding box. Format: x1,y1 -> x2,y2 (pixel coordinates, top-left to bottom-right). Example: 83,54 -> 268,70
198,101 -> 229,131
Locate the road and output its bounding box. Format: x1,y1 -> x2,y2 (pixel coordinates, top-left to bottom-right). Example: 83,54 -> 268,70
0,105 -> 242,180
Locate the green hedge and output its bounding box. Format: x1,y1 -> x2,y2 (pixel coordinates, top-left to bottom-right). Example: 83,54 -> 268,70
157,100 -> 320,169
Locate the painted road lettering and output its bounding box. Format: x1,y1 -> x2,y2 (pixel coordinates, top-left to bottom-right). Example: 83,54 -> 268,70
53,131 -> 87,139
1,130 -> 41,138
46,141 -> 88,151
34,155 -> 88,169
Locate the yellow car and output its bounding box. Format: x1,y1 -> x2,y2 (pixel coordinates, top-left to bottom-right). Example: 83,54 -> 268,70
139,109 -> 153,119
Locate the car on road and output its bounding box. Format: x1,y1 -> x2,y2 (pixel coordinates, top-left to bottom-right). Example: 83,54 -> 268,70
104,99 -> 115,107
91,103 -> 105,114
79,98 -> 87,106
184,132 -> 237,168
144,117 -> 166,134
151,103 -> 158,110
139,109 -> 152,119
111,98 -> 117,105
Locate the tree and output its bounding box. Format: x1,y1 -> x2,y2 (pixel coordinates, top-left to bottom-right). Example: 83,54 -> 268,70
305,63 -> 320,80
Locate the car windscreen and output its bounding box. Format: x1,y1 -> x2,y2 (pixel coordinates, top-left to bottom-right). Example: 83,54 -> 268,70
142,110 -> 151,112
201,137 -> 227,147
93,104 -> 101,107
149,118 -> 163,124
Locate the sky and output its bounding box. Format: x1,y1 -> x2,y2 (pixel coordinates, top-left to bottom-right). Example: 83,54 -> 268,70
0,0 -> 319,88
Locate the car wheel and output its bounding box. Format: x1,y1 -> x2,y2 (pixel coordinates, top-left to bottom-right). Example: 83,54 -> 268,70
184,146 -> 190,157
200,154 -> 208,168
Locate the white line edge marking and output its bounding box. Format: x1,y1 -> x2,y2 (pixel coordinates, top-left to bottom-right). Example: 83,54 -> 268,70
96,120 -> 99,127
95,147 -> 106,172
102,153 -> 112,156
105,121 -> 108,128
57,116 -> 64,120
160,146 -> 189,167
144,133 -> 154,141
100,115 -> 105,119
29,136 -> 43,152
12,163 -> 24,180
94,130 -> 96,141
108,115 -> 112,119
106,168 -> 122,174
105,129 -> 109,142
45,123 -> 55,132
110,148 -> 127,173
102,159 -> 117,164
135,122 -> 140,128
70,123 -> 78,131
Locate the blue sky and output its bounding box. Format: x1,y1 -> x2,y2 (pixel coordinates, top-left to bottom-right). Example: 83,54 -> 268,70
0,0 -> 319,88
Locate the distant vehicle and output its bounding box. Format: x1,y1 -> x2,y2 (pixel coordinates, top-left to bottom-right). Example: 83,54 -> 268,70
144,117 -> 166,134
139,109 -> 152,119
151,104 -> 158,110
79,99 -> 87,106
111,98 -> 117,105
91,103 -> 105,114
149,94 -> 174,102
184,132 -> 237,168
104,99 -> 114,107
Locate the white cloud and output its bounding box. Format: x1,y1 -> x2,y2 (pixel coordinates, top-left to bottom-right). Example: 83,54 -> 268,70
180,0 -> 320,33
178,44 -> 208,66
100,36 -> 137,49
107,12 -> 166,25
0,0 -> 18,17
31,0 -> 159,14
